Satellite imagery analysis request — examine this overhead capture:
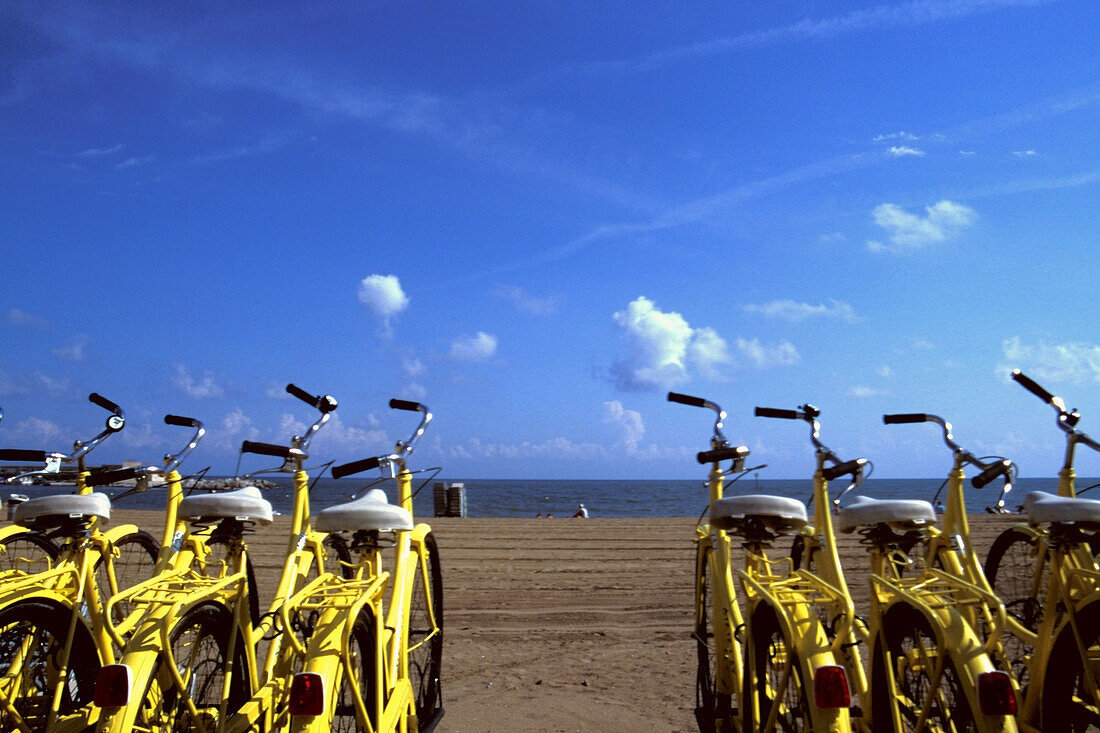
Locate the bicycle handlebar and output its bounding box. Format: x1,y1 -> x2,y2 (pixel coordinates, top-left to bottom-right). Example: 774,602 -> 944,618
287,383 -> 338,414
331,456 -> 382,479
1012,369 -> 1057,406
165,414 -> 199,428
697,446 -> 749,465
822,458 -> 866,482
86,466 -> 141,486
883,413 -> 927,424
667,392 -> 707,408
0,449 -> 48,463
972,459 -> 1011,489
241,441 -> 296,459
755,407 -> 800,420
89,392 -> 122,415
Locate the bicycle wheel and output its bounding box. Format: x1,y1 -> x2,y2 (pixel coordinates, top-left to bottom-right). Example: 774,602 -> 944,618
983,526 -> 1046,687
408,532 -> 443,727
0,598 -> 99,730
0,531 -> 57,574
332,607 -> 378,733
96,530 -> 159,624
130,602 -> 251,731
872,602 -> 975,732
1040,597 -> 1100,732
744,603 -> 808,732
694,541 -> 733,732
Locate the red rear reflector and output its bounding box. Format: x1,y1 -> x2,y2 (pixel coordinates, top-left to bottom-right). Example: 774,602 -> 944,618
94,664 -> 132,707
290,673 -> 325,716
813,665 -> 851,709
978,671 -> 1017,715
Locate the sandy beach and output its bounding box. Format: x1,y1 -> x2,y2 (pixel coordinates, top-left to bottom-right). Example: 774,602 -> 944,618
81,509 -> 1027,732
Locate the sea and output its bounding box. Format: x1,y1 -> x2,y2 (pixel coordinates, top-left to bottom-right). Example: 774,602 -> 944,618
7,475 -> 1098,519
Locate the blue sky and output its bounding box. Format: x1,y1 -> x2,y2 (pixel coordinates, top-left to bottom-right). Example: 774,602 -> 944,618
3,0 -> 1100,480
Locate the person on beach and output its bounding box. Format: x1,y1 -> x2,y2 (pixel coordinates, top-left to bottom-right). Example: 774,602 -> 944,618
573,503 -> 588,518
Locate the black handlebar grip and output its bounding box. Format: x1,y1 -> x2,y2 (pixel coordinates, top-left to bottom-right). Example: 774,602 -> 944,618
697,446 -> 748,465
755,407 -> 799,420
0,449 -> 47,462
87,467 -> 140,486
1011,370 -> 1055,404
883,413 -> 928,425
331,456 -> 382,479
972,460 -> 1011,489
822,458 -> 865,482
240,441 -> 294,458
389,399 -> 421,412
286,383 -> 316,405
667,392 -> 707,407
89,393 -> 121,413
164,415 -> 200,428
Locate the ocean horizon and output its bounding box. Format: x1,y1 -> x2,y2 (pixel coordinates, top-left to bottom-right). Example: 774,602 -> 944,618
6,475 -> 1096,519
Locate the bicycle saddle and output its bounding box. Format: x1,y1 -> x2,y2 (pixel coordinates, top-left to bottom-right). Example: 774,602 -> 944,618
836,495 -> 936,533
13,492 -> 111,528
1023,491 -> 1100,528
313,489 -> 413,532
709,494 -> 808,533
178,486 -> 274,525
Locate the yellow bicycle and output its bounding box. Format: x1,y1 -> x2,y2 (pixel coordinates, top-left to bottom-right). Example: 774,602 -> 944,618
0,394 -> 170,732
761,403 -> 1017,733
285,397 -> 443,733
94,383 -> 343,732
671,393 -> 854,733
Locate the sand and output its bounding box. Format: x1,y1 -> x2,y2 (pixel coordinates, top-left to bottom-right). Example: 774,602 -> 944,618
82,509 -> 1028,732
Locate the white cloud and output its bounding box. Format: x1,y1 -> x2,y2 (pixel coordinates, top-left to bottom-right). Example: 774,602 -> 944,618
449,436 -> 608,462
847,386 -> 891,398
357,274 -> 408,332
603,401 -> 645,452
743,299 -> 858,323
116,154 -> 155,169
959,150 -> 976,156
887,146 -> 925,157
77,143 -> 124,158
874,132 -> 920,143
877,364 -> 894,379
611,297 -> 700,390
34,372 -> 69,394
819,232 -> 847,244
736,338 -> 800,368
612,297 -> 798,390
403,382 -> 428,401
494,285 -> 557,315
264,382 -> 293,400
7,417 -> 64,442
450,332 -> 498,362
209,408 -> 260,452
1013,150 -> 1038,157
6,309 -> 52,329
53,334 -> 89,362
1002,336 -> 1100,383
403,357 -> 426,377
173,364 -> 225,398
867,200 -> 976,254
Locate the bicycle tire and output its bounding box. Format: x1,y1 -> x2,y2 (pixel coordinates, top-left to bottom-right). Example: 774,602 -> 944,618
744,603 -> 809,732
871,602 -> 975,732
1041,596 -> 1100,732
0,597 -> 100,730
694,541 -> 734,732
0,530 -> 58,574
983,526 -> 1048,689
332,607 -> 377,733
96,530 -> 159,624
130,602 -> 252,731
408,531 -> 443,728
